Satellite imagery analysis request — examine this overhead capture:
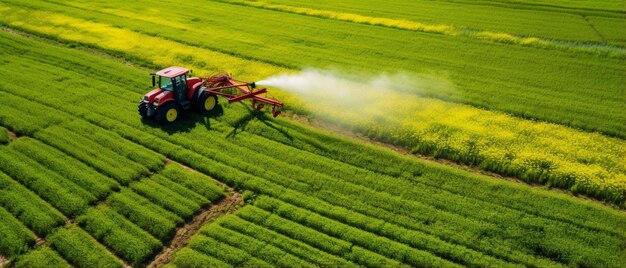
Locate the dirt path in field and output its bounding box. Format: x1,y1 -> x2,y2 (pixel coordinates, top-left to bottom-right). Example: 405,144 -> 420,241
6,130 -> 17,141
147,162 -> 243,268
0,256 -> 9,268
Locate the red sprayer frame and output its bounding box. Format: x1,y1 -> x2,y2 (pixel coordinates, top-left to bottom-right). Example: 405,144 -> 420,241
201,75 -> 284,117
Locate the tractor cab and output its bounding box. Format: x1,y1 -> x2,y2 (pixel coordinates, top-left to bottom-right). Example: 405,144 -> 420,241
153,67 -> 189,103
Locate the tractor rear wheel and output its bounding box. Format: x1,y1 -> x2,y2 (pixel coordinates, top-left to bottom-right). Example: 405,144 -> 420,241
155,103 -> 180,124
196,93 -> 218,113
138,101 -> 149,118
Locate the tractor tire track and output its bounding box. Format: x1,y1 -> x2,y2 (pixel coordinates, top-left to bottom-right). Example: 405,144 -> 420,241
581,15 -> 608,43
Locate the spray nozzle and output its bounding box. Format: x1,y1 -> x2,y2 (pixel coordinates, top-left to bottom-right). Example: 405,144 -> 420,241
250,82 -> 256,88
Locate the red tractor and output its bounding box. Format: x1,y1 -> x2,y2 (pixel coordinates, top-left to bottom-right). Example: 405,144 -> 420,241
139,66 -> 283,124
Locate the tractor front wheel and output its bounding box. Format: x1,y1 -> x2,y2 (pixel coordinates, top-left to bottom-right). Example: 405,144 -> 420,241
138,101 -> 149,118
196,93 -> 218,113
155,103 -> 180,124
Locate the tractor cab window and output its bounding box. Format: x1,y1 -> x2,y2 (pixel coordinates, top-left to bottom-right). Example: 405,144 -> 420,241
159,76 -> 173,91
173,75 -> 186,92
173,75 -> 187,101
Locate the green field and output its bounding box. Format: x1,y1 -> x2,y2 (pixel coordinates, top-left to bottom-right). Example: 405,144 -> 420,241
0,0 -> 625,267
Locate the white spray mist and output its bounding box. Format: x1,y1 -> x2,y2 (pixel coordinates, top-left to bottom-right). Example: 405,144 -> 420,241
257,69 -> 429,96
256,68 -> 454,110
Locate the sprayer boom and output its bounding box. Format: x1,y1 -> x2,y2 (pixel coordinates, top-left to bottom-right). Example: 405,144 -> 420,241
201,74 -> 284,117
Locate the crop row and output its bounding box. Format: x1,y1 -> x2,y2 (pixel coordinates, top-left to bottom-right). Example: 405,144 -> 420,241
0,206 -> 36,258
11,137 -> 119,200
0,90 -> 65,135
161,163 -> 226,202
0,147 -> 93,216
217,214 -> 392,267
186,234 -> 274,267
0,171 -> 65,236
0,126 -> 8,144
108,163 -> 225,241
12,247 -> 71,268
130,176 -> 203,219
197,216 -> 412,267
64,120 -> 165,172
67,163 -> 226,265
77,206 -> 162,266
198,223 -> 316,267
107,189 -> 183,242
34,124 -> 151,185
47,226 -> 123,268
0,103 -> 223,267
169,248 -> 230,268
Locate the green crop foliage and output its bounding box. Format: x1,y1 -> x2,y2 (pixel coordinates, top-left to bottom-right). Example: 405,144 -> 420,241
11,138 -> 120,201
0,171 -> 65,236
188,234 -> 272,267
0,126 -> 8,144
107,189 -> 182,242
151,175 -> 209,208
77,206 -> 162,267
161,163 -> 226,202
234,205 -> 465,268
199,223 -> 316,267
47,226 -> 123,268
586,16 -> 626,46
130,177 -> 202,219
14,247 -> 71,268
0,147 -> 91,217
217,215 -> 360,267
34,125 -> 150,185
170,248 -> 230,268
62,120 -> 165,172
0,90 -> 66,136
0,206 -> 36,258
